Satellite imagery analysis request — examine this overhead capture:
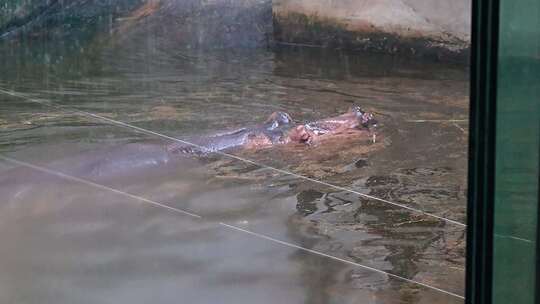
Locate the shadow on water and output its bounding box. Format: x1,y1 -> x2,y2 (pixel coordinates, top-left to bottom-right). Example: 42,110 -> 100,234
0,1 -> 468,303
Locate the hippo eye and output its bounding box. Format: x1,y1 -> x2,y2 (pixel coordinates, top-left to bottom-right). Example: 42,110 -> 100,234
281,113 -> 292,124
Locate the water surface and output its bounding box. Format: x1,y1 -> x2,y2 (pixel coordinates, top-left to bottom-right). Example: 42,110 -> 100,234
0,19 -> 468,304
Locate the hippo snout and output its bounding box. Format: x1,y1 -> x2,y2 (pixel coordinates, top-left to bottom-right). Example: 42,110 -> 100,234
350,106 -> 377,129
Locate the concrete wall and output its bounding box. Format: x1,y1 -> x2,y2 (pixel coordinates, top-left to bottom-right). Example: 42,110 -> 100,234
402,0 -> 470,41
273,0 -> 471,61
114,0 -> 272,50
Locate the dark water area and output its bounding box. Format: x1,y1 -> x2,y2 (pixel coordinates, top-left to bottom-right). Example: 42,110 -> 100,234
0,4 -> 468,303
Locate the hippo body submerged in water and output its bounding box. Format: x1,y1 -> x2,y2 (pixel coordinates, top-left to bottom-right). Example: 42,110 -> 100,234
0,107 -> 377,184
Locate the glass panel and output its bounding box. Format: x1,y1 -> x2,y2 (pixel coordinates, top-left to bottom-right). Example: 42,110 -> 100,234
1,1 -> 473,303
493,0 -> 540,303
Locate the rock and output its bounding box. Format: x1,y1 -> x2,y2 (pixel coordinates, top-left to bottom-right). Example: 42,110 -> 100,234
273,0 -> 470,62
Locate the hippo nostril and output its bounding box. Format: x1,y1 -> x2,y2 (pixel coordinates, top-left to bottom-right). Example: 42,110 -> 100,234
359,113 -> 377,128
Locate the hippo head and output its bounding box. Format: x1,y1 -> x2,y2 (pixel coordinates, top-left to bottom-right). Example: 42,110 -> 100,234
349,106 -> 378,129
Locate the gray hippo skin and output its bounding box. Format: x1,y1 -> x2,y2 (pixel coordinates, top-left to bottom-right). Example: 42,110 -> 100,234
167,111 -> 293,154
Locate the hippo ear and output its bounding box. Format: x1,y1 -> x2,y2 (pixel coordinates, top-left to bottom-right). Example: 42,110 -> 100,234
348,106 -> 364,115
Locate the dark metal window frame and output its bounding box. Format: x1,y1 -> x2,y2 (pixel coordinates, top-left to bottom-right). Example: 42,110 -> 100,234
538,149 -> 540,303
465,0 -> 499,303
537,141 -> 540,303
466,0 -> 539,303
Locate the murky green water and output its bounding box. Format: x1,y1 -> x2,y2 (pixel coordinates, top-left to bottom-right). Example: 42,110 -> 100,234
0,13 -> 468,304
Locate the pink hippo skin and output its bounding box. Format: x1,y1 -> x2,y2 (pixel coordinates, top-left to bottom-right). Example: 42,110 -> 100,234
283,106 -> 377,146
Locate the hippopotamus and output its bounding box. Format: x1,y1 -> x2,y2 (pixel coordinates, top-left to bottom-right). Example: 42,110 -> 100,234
0,107 -> 377,184
168,106 -> 377,154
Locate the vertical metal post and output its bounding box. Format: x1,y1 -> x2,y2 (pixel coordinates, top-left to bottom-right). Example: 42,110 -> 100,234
465,0 -> 500,303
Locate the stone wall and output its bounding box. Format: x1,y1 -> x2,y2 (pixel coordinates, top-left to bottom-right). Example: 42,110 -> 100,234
273,0 -> 471,61
0,0 -> 143,39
